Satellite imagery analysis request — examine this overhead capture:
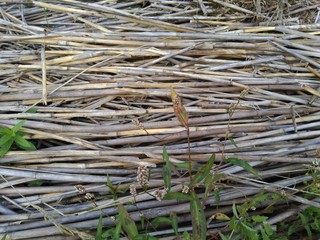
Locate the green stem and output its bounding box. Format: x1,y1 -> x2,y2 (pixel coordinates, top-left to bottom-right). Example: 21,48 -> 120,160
187,127 -> 192,182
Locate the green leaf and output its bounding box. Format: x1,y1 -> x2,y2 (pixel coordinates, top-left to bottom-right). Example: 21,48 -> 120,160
0,128 -> 11,135
260,228 -> 270,240
203,174 -> 214,200
183,231 -> 190,240
162,145 -> 171,192
28,180 -> 44,187
1,234 -> 7,240
249,191 -> 267,209
225,157 -> 260,179
232,202 -> 239,219
190,153 -> 215,188
0,138 -> 14,157
173,161 -> 201,171
288,221 -> 297,236
229,216 -> 237,231
14,136 -> 36,151
26,107 -> 38,113
118,204 -> 138,239
218,232 -> 228,240
170,212 -> 178,235
102,225 -> 121,240
239,221 -> 259,240
163,192 -> 192,201
228,137 -> 239,149
133,234 -> 158,240
237,204 -> 248,219
252,215 -> 268,223
114,222 -> 122,240
263,221 -> 274,236
0,134 -> 11,145
96,213 -> 103,240
12,120 -> 26,133
190,192 -> 206,240
214,187 -> 221,206
151,217 -> 172,228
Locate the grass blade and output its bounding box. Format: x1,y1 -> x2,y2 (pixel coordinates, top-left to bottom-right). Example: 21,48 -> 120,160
96,213 -> 103,240
162,145 -> 171,192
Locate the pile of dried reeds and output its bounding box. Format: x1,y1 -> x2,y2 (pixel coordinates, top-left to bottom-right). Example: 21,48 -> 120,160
0,0 -> 320,239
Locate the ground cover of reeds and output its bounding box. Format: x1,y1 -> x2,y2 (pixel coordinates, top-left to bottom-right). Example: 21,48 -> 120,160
0,0 -> 320,239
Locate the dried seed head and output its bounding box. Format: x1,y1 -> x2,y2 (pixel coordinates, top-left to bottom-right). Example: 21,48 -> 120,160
74,184 -> 86,194
154,188 -> 168,201
132,119 -> 145,130
130,184 -> 137,197
137,165 -> 149,187
182,185 -> 189,194
84,193 -> 95,200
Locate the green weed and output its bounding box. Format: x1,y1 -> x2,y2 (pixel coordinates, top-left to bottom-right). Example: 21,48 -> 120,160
0,120 -> 36,157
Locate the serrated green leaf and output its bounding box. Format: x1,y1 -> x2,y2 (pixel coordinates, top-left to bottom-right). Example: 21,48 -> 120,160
190,153 -> 215,188
163,192 -> 192,201
14,136 -> 36,151
96,213 -> 103,240
12,120 -> 26,133
225,157 -> 260,179
162,145 -> 171,192
190,192 -> 206,240
0,138 -> 14,157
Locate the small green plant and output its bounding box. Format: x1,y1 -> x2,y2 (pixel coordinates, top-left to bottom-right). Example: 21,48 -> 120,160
218,191 -> 283,240
0,120 -> 36,157
95,88 -> 275,240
